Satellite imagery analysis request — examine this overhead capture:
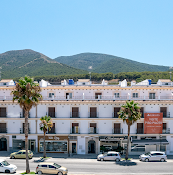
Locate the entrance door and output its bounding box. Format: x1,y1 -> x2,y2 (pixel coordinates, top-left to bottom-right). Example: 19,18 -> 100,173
0,138 -> 7,151
88,140 -> 95,153
72,143 -> 76,153
30,140 -> 35,152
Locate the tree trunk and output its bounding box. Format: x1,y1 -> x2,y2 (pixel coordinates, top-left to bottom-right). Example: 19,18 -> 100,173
43,131 -> 46,158
25,110 -> 30,173
125,124 -> 130,160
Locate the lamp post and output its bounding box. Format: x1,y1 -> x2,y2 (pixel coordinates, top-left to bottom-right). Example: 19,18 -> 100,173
160,135 -> 162,151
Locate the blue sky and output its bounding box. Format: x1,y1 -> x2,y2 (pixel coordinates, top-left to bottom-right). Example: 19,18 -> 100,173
0,0 -> 173,67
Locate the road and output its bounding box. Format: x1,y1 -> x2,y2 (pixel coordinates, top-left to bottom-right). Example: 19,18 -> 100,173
0,157 -> 173,175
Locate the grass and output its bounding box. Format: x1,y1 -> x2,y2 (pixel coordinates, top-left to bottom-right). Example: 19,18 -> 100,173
21,172 -> 35,174
40,157 -> 50,159
121,158 -> 132,160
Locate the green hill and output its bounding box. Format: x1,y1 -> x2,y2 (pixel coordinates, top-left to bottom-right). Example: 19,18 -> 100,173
54,53 -> 169,74
0,49 -> 87,79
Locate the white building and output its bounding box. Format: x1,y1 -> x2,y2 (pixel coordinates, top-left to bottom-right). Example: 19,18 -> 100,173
0,78 -> 173,156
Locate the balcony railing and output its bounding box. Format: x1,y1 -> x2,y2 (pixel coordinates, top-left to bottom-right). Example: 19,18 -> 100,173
136,128 -> 144,134
162,112 -> 170,118
0,96 -> 13,101
112,128 -> 123,134
0,128 -> 7,133
162,128 -> 170,134
0,112 -> 7,118
112,112 -> 119,118
20,128 -> 30,134
20,112 -> 30,118
88,127 -> 98,134
46,112 -> 56,118
2,95 -> 173,101
71,127 -> 80,134
70,112 -> 80,118
89,112 -> 98,118
47,128 -> 56,134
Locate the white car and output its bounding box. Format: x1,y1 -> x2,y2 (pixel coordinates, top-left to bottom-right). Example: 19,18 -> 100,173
97,151 -> 121,161
139,151 -> 167,162
0,159 -> 17,173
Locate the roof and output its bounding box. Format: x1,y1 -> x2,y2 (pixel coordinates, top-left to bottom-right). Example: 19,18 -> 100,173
78,79 -> 90,82
0,79 -> 13,83
38,162 -> 54,165
158,79 -> 172,82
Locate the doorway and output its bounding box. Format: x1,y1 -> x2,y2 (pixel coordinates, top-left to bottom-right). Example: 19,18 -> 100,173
72,143 -> 76,153
88,140 -> 95,153
0,138 -> 7,151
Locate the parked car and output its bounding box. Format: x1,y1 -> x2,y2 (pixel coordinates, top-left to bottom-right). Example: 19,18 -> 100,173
36,162 -> 68,175
139,151 -> 167,162
10,150 -> 33,159
0,159 -> 17,173
97,151 -> 121,161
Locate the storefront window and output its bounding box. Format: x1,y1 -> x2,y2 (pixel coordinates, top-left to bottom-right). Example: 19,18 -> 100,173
131,144 -> 145,152
39,141 -> 67,152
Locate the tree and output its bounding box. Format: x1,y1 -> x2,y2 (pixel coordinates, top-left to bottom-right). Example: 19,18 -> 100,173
39,115 -> 53,158
118,101 -> 141,160
12,76 -> 42,173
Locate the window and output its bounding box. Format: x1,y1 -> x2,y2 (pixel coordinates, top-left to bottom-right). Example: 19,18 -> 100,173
49,93 -> 54,98
66,93 -> 72,99
133,93 -> 138,98
39,141 -> 67,152
3,83 -> 6,85
114,93 -> 119,98
149,93 -> 155,99
49,165 -> 55,169
95,93 -> 102,99
0,107 -> 6,117
41,165 -> 47,168
107,154 -> 112,156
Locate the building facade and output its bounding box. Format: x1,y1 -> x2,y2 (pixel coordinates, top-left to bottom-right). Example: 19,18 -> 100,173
0,79 -> 173,155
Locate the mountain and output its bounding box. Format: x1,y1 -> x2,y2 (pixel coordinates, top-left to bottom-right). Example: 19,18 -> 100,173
54,53 -> 169,74
0,49 -> 87,79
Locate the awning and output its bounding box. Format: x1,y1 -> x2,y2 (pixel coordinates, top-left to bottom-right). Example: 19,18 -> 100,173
132,139 -> 169,145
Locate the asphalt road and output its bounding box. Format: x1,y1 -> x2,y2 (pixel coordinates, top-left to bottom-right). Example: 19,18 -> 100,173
0,157 -> 173,175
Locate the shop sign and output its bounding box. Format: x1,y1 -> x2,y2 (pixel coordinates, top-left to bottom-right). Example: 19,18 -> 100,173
144,113 -> 163,134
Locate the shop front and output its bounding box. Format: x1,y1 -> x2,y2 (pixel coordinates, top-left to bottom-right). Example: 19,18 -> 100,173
99,136 -> 124,153
38,136 -> 68,153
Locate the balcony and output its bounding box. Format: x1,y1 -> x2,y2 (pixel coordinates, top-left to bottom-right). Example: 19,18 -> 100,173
71,127 -> 80,134
112,128 -> 123,134
136,128 -> 144,134
70,112 -> 80,118
162,128 -> 170,134
112,112 -> 119,118
0,128 -> 7,133
0,96 -> 13,101
20,112 -> 30,118
47,128 -> 56,134
88,127 -> 98,134
46,112 -> 56,118
0,112 -> 7,118
162,112 -> 170,118
89,112 -> 98,118
20,128 -> 30,134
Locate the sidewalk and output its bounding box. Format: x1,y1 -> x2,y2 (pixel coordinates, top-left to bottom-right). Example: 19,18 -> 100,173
1,151 -> 173,159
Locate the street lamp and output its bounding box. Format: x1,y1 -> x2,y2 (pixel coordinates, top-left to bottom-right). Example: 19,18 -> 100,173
160,135 -> 162,151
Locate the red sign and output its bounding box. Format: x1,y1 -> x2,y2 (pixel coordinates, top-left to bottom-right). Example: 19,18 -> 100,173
144,113 -> 163,134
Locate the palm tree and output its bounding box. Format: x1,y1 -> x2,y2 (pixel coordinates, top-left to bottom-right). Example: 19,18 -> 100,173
12,76 -> 42,173
118,100 -> 141,160
39,115 -> 53,158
